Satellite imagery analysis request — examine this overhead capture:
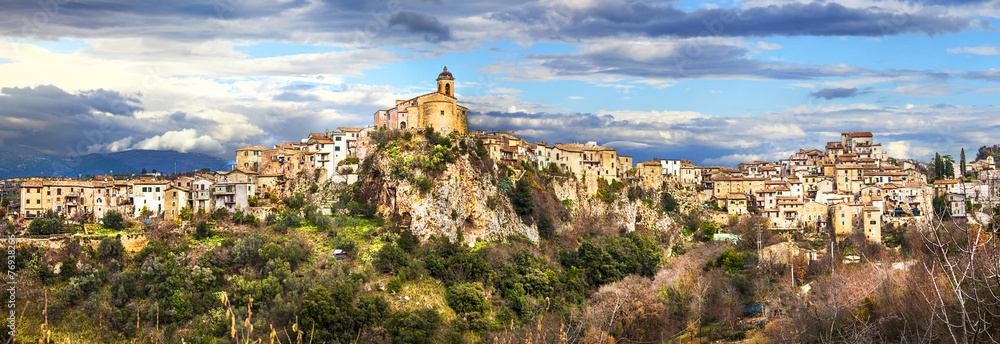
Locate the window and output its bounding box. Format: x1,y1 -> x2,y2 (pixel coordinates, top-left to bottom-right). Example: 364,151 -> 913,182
156,187 -> 161,192
336,136 -> 342,141
335,147 -> 341,151
57,189 -> 62,195
440,110 -> 445,116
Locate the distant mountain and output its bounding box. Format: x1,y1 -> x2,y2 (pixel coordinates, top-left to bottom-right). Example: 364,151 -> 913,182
0,144 -> 233,179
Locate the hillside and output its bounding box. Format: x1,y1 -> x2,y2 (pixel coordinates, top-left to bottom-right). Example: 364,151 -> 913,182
976,144 -> 1000,162
0,144 -> 232,178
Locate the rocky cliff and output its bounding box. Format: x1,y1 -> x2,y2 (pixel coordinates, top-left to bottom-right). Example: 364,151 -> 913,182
352,130 -> 699,245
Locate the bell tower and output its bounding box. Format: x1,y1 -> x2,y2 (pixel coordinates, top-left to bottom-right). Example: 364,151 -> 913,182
437,66 -> 454,97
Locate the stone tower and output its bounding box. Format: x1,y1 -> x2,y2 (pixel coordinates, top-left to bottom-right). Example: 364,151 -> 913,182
437,66 -> 454,97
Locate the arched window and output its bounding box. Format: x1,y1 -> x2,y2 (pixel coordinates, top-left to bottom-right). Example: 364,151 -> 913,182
445,83 -> 450,95
400,121 -> 407,129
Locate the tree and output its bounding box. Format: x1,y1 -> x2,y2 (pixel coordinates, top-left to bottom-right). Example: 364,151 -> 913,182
960,148 -> 967,177
446,282 -> 491,314
943,155 -> 955,178
661,191 -> 678,212
933,153 -> 944,179
194,220 -> 211,239
200,168 -> 211,173
141,168 -> 147,174
151,168 -> 157,174
512,177 -> 535,216
103,209 -> 127,231
178,206 -> 194,220
391,308 -> 441,344
29,210 -> 63,235
97,235 -> 125,262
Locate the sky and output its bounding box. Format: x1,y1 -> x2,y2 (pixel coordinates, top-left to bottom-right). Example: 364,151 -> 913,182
1,0 -> 999,166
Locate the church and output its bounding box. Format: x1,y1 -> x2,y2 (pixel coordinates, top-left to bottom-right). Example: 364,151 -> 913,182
373,67 -> 469,135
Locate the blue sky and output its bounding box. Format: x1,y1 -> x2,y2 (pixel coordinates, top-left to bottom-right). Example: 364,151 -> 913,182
1,0 -> 999,166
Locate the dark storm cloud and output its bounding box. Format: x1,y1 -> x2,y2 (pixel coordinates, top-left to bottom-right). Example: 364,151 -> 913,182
0,0 -> 459,44
0,85 -> 141,155
811,87 -> 864,99
389,11 -> 452,42
491,1 -> 971,38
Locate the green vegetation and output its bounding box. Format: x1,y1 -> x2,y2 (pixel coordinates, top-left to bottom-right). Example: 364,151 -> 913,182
29,210 -> 63,235
103,209 -> 127,231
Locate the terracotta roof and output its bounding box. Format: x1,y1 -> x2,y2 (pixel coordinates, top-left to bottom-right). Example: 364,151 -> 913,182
337,127 -> 365,132
933,179 -> 960,185
20,181 -> 43,187
849,132 -> 874,137
238,146 -> 268,151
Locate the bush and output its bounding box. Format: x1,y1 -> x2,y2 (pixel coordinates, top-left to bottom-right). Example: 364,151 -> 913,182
103,209 -> 127,231
194,220 -> 211,239
415,176 -> 434,194
387,277 -> 403,293
97,235 -> 125,262
285,193 -> 307,210
29,210 -> 63,235
661,191 -> 678,212
391,308 -> 442,344
704,247 -> 745,272
511,178 -> 535,216
537,215 -> 554,240
446,282 -> 491,314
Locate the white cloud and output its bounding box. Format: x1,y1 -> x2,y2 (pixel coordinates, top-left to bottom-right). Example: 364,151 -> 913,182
947,45 -> 1000,56
756,41 -> 783,50
568,96 -> 584,99
130,129 -> 226,155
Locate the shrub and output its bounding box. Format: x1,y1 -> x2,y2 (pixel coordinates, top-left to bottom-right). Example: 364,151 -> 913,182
29,210 -> 63,235
537,215 -> 554,240
97,235 -> 125,262
391,308 -> 442,344
285,193 -> 306,210
446,282 -> 491,314
661,191 -> 678,212
387,277 -> 403,293
511,178 -> 535,216
103,209 -> 127,231
194,220 -> 212,239
415,176 -> 434,194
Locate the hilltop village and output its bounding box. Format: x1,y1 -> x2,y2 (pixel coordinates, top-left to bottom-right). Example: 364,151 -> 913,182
7,68 -> 1000,344
7,68 -> 999,244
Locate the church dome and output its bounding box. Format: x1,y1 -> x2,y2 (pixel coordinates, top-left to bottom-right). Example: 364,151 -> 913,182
437,66 -> 454,80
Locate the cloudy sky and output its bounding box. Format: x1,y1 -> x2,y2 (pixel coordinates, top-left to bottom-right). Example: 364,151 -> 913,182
1,0 -> 998,166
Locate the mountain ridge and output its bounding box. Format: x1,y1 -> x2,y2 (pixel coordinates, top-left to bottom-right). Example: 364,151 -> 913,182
0,144 -> 233,179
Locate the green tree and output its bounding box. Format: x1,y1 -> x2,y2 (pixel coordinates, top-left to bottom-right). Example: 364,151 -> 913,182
933,153 -> 943,180
391,308 -> 442,344
178,206 -> 194,220
29,210 -> 63,235
446,282 -> 491,314
661,191 -> 678,212
194,220 -> 211,239
103,209 -> 127,231
512,178 -> 535,216
961,148 -> 967,177
97,235 -> 125,262
943,155 -> 955,178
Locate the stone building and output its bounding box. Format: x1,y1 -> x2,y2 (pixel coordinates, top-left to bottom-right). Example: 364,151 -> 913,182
373,67 -> 469,135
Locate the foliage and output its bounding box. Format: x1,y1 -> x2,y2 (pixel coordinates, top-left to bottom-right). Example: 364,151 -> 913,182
447,282 -> 491,314
103,209 -> 127,231
661,191 -> 678,212
391,308 -> 442,344
415,176 -> 434,194
194,220 -> 212,239
694,221 -> 719,242
511,177 -> 535,216
285,193 -> 306,210
704,247 -> 745,272
561,231 -> 663,288
594,178 -> 626,203
537,215 -> 554,240
97,235 -> 125,262
29,210 -> 63,235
